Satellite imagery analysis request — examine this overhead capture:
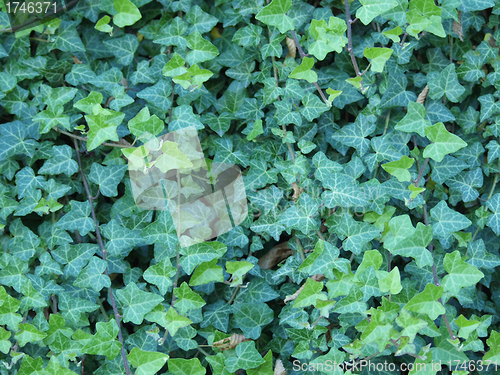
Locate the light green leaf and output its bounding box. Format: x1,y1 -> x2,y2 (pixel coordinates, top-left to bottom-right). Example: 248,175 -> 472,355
309,17 -> 348,60
363,47 -> 393,72
423,122 -> 467,162
377,267 -> 402,294
404,284 -> 445,320
189,259 -> 224,286
15,323 -> 46,347
163,307 -> 192,336
357,0 -> 398,25
95,16 -> 113,33
381,156 -> 415,182
163,53 -> 188,77
168,358 -> 205,375
173,282 -> 206,315
226,261 -> 254,286
128,348 -> 169,375
113,0 -> 142,28
383,26 -> 403,42
294,277 -> 327,308
395,101 -> 432,137
255,0 -> 294,34
128,107 -> 164,139
289,57 -> 318,83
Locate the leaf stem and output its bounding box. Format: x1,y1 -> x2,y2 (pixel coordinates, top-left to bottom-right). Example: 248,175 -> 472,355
72,138 -> 132,375
290,30 -> 331,106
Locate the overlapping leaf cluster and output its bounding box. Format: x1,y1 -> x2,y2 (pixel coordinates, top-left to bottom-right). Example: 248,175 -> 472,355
1,0 -> 500,374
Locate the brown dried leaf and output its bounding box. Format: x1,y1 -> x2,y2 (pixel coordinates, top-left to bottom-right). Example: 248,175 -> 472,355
284,282 -> 305,304
291,182 -> 303,203
285,36 -> 296,59
274,359 -> 287,375
416,85 -> 429,105
258,242 -> 293,270
452,11 -> 464,42
213,333 -> 249,350
311,274 -> 325,282
72,55 -> 83,64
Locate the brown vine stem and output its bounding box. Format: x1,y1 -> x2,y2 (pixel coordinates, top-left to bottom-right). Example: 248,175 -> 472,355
343,0 -> 362,78
56,127 -> 133,148
289,30 -> 331,106
72,138 -> 132,375
409,157 -> 429,204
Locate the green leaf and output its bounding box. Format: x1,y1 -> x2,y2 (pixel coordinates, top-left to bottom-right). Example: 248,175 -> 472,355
56,201 -> 94,236
128,107 -> 164,139
442,251 -> 484,295
308,17 -> 348,60
116,282 -> 164,325
85,112 -> 122,151
225,341 -> 266,372
173,282 -> 206,315
255,0 -> 294,34
381,156 -> 414,182
103,34 -> 139,66
357,0 -> 399,25
363,47 -> 393,72
395,101 -> 432,137
186,32 -> 219,65
113,0 -> 142,28
430,200 -> 472,238
404,284 -> 445,320
74,256 -> 111,293
278,193 -> 320,235
189,259 -> 224,286
88,163 -> 127,197
300,93 -> 330,121
186,5 -> 218,34
383,26 -> 403,42
168,358 -> 205,375
74,91 -> 103,113
294,277 -> 327,308
100,219 -> 143,257
180,241 -> 227,275
232,302 -> 274,339
289,57 -> 318,83
144,258 -> 177,295
423,122 -> 467,162
95,16 -> 113,33
15,323 -> 47,347
82,320 -> 122,360
428,64 -> 466,103
128,348 -> 169,375
226,261 -> 254,286
162,307 -> 192,336
163,53 -> 188,77
486,193 -> 500,235
377,267 -> 402,294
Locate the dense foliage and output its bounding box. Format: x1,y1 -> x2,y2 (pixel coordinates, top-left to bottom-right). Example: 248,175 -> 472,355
1,0 -> 500,374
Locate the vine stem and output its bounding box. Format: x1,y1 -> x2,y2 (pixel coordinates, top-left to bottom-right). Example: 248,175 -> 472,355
56,127 -> 132,148
73,138 -> 132,375
344,0 -> 362,78
289,30 -> 331,107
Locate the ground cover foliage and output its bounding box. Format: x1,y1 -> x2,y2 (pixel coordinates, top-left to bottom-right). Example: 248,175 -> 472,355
1,0 -> 500,374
